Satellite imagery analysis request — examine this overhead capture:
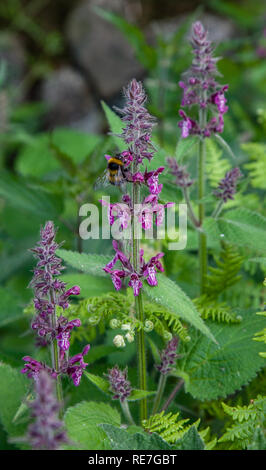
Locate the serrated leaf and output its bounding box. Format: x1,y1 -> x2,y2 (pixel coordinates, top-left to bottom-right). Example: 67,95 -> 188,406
64,401 -> 121,450
100,423 -> 173,450
56,249 -> 110,277
175,426 -> 205,450
179,310 -> 266,401
218,208 -> 266,253
175,136 -> 197,161
143,274 -> 217,343
60,273 -> 114,297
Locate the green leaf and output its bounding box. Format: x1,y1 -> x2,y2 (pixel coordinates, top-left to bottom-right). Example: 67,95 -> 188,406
16,129 -> 102,177
218,208 -> 266,253
101,101 -> 124,151
143,274 -> 217,343
0,363 -> 29,437
0,171 -> 63,218
60,273 -> 114,297
84,372 -> 110,395
100,423 -> 173,450
179,310 -> 266,401
56,249 -> 110,277
64,401 -> 121,450
128,389 -> 156,401
175,136 -> 198,161
175,426 -> 205,450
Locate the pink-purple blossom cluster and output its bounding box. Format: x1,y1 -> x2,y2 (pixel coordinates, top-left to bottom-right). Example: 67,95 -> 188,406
155,337 -> 179,375
102,79 -> 172,296
178,21 -> 229,139
104,240 -> 164,296
26,370 -> 68,450
106,365 -> 132,402
21,221 -> 90,386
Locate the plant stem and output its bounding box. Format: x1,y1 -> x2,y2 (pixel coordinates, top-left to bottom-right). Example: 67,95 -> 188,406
212,199 -> 224,219
160,379 -> 184,412
198,105 -> 207,295
183,186 -> 200,228
49,290 -> 63,418
120,400 -> 135,426
132,179 -> 147,422
152,374 -> 167,415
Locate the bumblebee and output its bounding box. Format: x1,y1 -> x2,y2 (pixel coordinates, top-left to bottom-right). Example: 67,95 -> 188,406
94,154 -> 131,190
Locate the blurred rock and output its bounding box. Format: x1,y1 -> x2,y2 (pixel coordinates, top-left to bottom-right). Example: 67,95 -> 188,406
40,65 -> 99,128
148,12 -> 236,45
0,32 -> 27,101
65,0 -> 144,98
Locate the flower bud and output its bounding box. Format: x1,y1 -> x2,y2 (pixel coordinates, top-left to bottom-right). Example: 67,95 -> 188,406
125,332 -> 135,343
113,335 -> 126,348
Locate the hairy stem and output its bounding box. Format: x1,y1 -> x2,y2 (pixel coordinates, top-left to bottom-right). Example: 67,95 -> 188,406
198,106 -> 207,294
49,290 -> 63,417
152,374 -> 167,415
160,379 -> 184,412
212,199 -> 224,219
120,400 -> 135,426
132,180 -> 147,422
183,186 -> 200,228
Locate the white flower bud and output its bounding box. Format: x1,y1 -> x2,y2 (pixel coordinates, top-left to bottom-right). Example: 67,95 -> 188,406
113,335 -> 126,348
125,332 -> 135,343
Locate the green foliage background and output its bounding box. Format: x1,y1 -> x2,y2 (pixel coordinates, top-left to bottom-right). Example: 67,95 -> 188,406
0,0 -> 265,451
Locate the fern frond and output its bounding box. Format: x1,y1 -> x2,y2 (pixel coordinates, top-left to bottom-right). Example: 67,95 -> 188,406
242,142 -> 266,190
219,395 -> 266,449
194,296 -> 242,324
204,241 -> 244,299
205,138 -> 231,188
142,411 -> 192,444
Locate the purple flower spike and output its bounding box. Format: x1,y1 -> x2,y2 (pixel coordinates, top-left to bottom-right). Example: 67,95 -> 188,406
178,21 -> 229,138
27,370 -> 68,450
114,78 -> 156,165
106,366 -> 132,402
213,167 -> 242,202
155,337 -> 179,375
29,221 -> 81,346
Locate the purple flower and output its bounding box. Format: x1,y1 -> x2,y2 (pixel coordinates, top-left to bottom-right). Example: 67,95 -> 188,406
114,79 -> 156,165
144,166 -> 165,195
62,344 -> 90,387
155,337 -> 179,375
213,167 -> 242,202
29,221 -> 81,345
103,241 -> 164,296
21,356 -> 57,381
106,366 -> 132,402
178,21 -> 229,138
26,370 -> 68,450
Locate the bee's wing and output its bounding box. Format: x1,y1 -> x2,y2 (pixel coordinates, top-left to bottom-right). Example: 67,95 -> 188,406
93,170 -> 109,190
